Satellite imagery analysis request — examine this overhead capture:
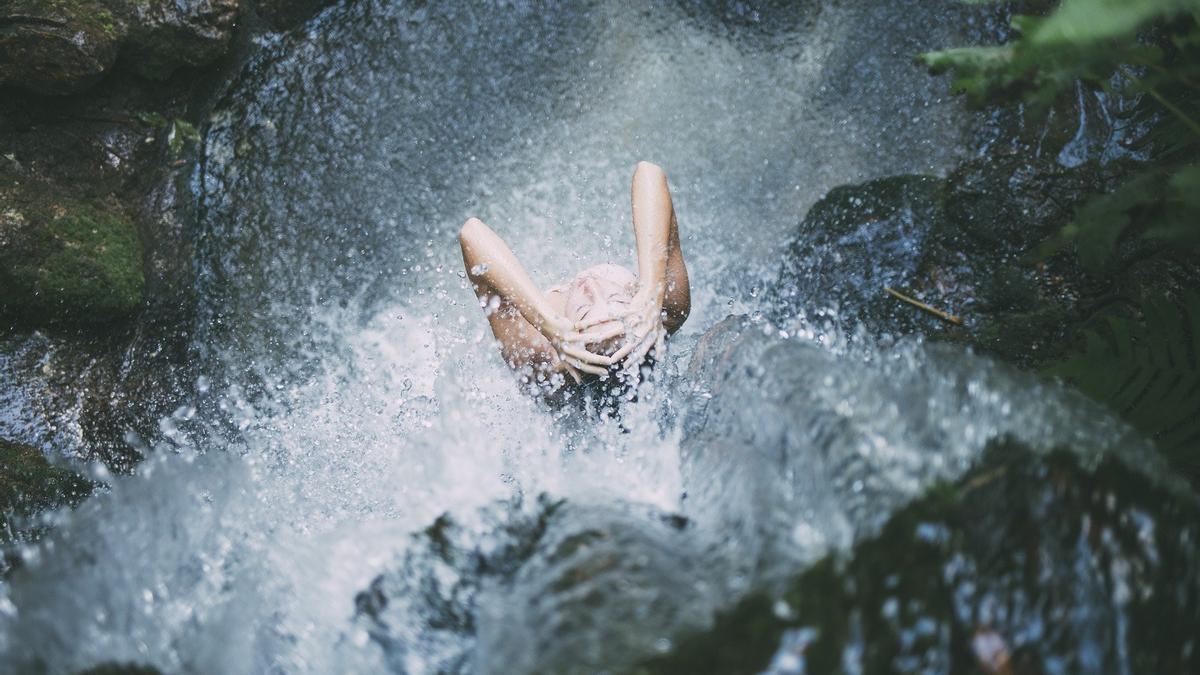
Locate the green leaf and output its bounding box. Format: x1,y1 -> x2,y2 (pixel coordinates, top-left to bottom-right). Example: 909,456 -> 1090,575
1067,170 -> 1165,271
1048,293 -> 1200,468
1028,0 -> 1200,47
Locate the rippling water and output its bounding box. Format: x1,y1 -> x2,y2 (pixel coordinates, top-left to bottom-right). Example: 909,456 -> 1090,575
0,2 -> 1159,673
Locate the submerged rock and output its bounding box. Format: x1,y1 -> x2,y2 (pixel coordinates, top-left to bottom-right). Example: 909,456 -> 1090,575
0,185 -> 144,325
639,439 -> 1200,674
75,664 -> 163,675
0,0 -> 123,95
354,497 -> 715,675
676,314 -> 1161,594
0,438 -> 93,544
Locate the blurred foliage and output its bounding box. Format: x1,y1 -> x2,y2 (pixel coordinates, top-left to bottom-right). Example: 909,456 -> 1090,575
922,0 -> 1200,269
923,0 -> 1200,473
1050,292 -> 1200,478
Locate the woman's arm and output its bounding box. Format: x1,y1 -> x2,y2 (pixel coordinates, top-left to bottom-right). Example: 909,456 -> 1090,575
460,217 -> 565,337
630,161 -> 690,333
459,218 -> 617,377
583,162 -> 690,368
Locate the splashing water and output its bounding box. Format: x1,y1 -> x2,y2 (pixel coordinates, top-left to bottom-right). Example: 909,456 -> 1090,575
0,2 -> 1158,673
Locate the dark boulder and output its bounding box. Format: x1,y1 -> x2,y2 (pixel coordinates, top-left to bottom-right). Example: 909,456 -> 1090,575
774,174 -> 945,335
0,0 -> 124,95
354,498 -> 715,675
0,0 -> 240,94
121,0 -> 240,80
254,0 -> 335,30
640,439 -> 1200,674
772,153 -> 1138,368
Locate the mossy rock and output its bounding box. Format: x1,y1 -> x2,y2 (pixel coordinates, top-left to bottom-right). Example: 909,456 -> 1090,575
0,438 -> 94,543
0,0 -> 126,94
1,194 -> 145,326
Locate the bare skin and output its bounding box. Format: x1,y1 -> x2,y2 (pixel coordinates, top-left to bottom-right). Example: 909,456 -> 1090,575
459,161 -> 690,390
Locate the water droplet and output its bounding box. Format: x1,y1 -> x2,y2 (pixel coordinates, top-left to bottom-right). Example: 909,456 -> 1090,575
470,263 -> 490,275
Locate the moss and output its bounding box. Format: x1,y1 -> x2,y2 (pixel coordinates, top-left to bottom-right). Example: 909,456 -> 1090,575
95,8 -> 117,36
1,201 -> 144,325
0,439 -> 94,543
168,118 -> 200,157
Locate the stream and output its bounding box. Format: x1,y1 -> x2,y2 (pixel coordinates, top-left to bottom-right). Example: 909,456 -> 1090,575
0,2 -> 1190,673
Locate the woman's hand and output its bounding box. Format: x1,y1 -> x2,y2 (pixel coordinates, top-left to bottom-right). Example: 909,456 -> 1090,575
539,314 -> 626,377
578,290 -> 666,371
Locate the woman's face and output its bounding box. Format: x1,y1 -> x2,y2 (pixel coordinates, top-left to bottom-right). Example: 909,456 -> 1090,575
564,264 -> 636,356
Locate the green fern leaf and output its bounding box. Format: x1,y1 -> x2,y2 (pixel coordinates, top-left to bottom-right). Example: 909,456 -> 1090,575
1049,292 -> 1200,471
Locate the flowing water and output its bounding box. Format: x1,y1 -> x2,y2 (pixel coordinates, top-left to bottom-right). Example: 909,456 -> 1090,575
0,2 -> 1176,673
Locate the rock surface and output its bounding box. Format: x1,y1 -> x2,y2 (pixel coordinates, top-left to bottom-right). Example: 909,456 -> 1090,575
0,186 -> 144,324
0,0 -> 123,95
0,438 -> 92,544
0,0 -> 241,95
122,0 -> 240,80
640,440 -> 1200,674
254,0 -> 335,30
770,152 -> 1180,368
354,498 -> 714,675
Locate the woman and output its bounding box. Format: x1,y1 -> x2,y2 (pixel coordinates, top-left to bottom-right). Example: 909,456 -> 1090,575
459,161 -> 690,396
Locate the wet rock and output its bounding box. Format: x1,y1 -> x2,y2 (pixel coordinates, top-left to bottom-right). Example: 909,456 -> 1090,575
0,40 -> 202,472
771,153 -> 1138,368
773,174 -> 945,335
474,502 -> 714,674
254,0 -> 335,30
0,438 -> 93,544
0,183 -> 144,325
75,663 -> 163,675
677,314 -> 1156,594
0,0 -> 124,95
0,0 -> 240,93
355,497 -> 716,675
639,440 -> 1200,674
121,0 -> 240,80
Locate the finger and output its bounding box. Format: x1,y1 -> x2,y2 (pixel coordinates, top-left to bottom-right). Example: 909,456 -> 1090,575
613,331 -> 653,371
654,331 -> 666,359
626,332 -> 657,369
566,357 -> 608,376
561,344 -> 614,366
566,323 -> 625,344
563,362 -> 582,385
608,336 -> 641,364
574,315 -> 619,330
